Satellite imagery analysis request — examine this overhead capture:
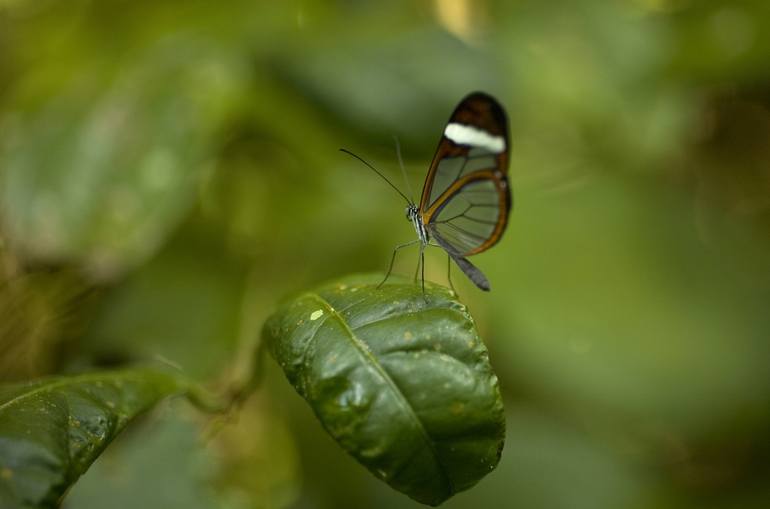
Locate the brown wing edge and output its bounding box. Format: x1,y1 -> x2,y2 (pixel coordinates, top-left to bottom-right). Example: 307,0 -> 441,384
467,170 -> 512,255
419,92 -> 510,212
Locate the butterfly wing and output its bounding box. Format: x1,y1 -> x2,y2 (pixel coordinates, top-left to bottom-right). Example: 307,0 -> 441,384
419,92 -> 511,290
431,231 -> 491,291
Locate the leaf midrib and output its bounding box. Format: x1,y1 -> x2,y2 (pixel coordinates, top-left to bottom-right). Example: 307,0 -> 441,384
304,292 -> 453,494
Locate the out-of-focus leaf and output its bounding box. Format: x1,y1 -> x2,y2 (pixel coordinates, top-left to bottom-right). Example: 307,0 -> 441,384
263,274 -> 505,506
0,368 -> 200,508
280,28 -> 501,149
0,40 -> 245,278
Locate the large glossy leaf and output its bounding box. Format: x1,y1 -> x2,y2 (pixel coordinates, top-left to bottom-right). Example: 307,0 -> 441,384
0,369 -> 198,509
263,274 -> 505,506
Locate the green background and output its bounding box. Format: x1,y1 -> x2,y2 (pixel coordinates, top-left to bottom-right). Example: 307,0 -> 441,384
1,0 -> 769,508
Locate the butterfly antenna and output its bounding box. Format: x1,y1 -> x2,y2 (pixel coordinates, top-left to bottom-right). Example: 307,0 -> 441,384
339,148 -> 411,204
393,136 -> 415,204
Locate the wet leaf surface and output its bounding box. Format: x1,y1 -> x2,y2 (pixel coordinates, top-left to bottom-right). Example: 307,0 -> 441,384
263,274 -> 505,506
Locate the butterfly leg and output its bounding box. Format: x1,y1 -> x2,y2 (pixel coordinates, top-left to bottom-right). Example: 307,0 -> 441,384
414,244 -> 428,303
420,245 -> 426,299
378,240 -> 419,289
411,244 -> 426,294
426,242 -> 458,296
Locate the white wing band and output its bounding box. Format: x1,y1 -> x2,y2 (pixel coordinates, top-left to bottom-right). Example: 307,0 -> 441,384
444,123 -> 505,153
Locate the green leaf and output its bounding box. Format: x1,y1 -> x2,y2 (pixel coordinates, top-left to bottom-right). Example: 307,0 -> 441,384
263,274 -> 505,506
0,369 -> 198,509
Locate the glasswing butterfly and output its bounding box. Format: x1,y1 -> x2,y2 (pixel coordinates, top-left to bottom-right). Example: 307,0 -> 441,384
341,91 -> 511,293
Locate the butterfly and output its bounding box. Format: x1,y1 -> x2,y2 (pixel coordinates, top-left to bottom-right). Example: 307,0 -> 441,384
342,91 -> 511,293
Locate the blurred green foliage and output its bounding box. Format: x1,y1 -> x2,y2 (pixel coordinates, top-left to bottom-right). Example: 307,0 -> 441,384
1,0 -> 769,508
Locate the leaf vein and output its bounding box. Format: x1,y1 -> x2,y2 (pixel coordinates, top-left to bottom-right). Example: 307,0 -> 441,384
304,292 -> 454,494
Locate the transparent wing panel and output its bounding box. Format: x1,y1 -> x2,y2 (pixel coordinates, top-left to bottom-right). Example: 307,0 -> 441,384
430,179 -> 501,255
428,148 -> 498,207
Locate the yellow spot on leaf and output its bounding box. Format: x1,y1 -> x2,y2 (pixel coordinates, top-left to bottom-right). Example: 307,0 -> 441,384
310,310 -> 324,321
403,331 -> 413,341
450,402 -> 465,415
1,467 -> 12,480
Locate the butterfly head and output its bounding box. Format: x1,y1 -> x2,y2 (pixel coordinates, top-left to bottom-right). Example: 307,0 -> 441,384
406,203 -> 429,245
405,203 -> 419,221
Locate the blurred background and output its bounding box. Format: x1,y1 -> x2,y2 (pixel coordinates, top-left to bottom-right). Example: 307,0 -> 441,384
1,0 -> 769,508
